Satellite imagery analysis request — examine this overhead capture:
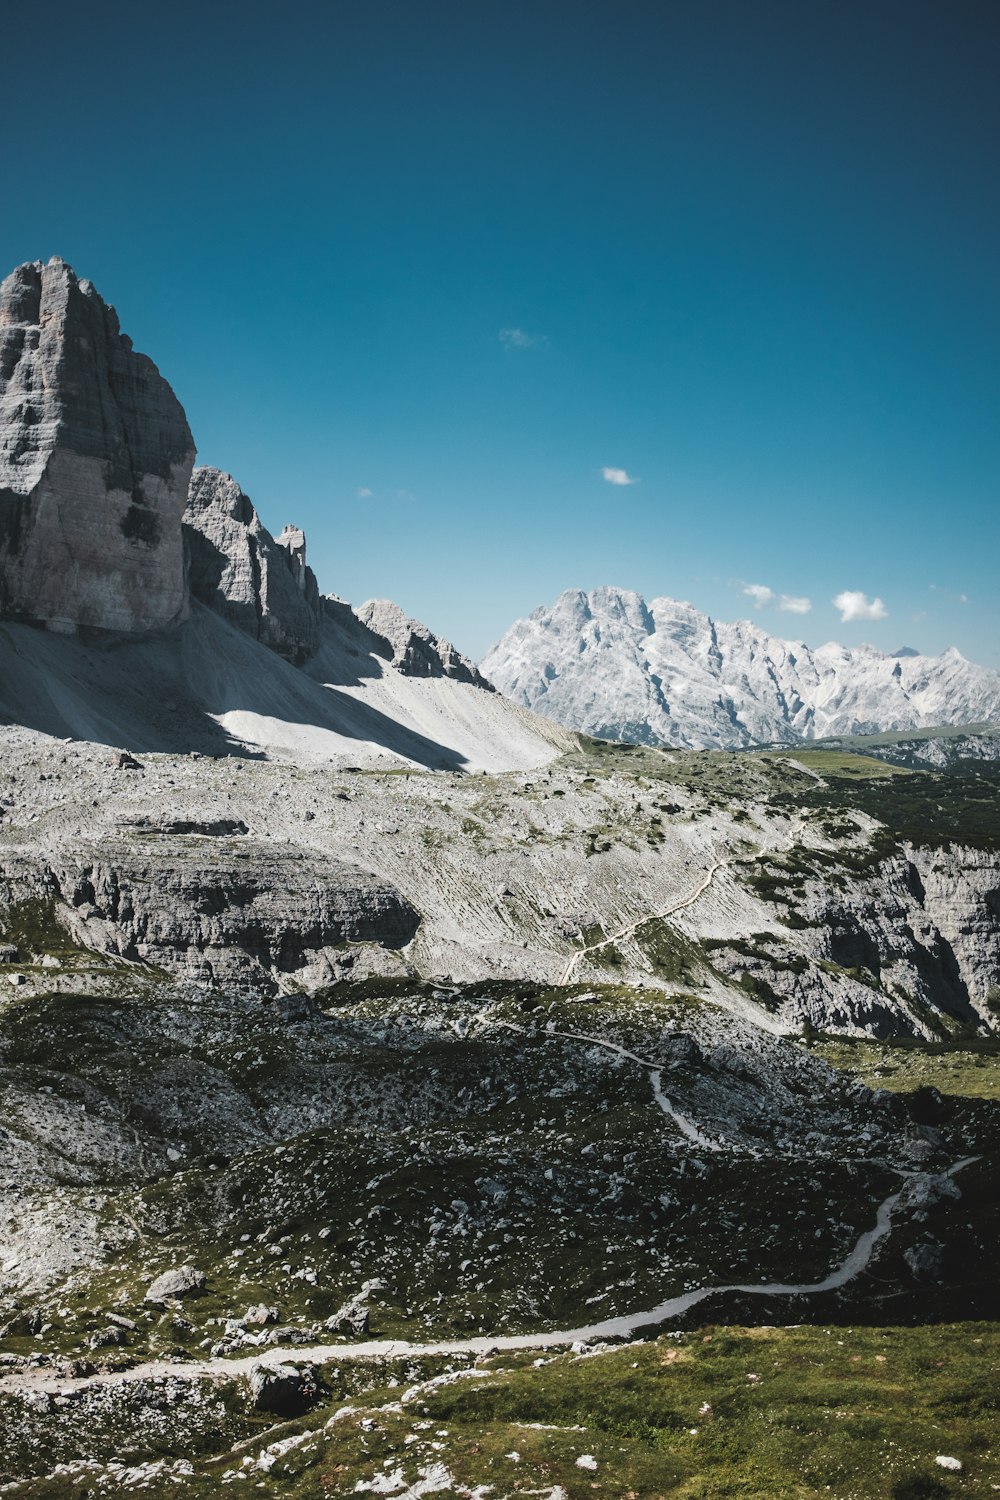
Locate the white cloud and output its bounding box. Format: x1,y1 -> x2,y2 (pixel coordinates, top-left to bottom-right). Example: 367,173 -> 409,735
356,487 -> 373,499
742,583 -> 775,608
601,466 -> 639,487
499,327 -> 547,350
833,589 -> 888,623
779,594 -> 812,614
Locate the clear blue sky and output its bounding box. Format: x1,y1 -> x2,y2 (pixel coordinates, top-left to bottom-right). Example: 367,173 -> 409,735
3,0 -> 998,663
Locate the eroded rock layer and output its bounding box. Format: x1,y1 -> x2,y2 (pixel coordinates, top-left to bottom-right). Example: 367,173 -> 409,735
48,838 -> 419,995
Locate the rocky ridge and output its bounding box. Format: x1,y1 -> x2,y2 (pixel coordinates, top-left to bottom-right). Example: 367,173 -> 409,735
0,257 -> 502,711
482,586 -> 1000,749
184,466 -> 323,665
358,598 -> 493,689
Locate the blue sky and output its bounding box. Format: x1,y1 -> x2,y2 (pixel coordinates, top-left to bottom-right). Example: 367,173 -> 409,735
3,0 -> 998,663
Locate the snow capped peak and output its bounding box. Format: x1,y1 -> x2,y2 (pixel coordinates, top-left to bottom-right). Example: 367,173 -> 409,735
481,588 -> 1000,749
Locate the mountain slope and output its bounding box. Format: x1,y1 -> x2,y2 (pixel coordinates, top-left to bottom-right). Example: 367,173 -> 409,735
482,586 -> 1000,749
0,603 -> 573,773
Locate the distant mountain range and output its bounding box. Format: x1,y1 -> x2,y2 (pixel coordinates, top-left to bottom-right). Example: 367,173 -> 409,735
481,586 -> 1000,750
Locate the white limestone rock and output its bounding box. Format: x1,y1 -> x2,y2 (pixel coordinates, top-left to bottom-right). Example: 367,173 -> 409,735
359,597 -> 493,689
184,467 -> 321,664
482,587 -> 1000,748
0,258 -> 194,633
145,1265 -> 205,1304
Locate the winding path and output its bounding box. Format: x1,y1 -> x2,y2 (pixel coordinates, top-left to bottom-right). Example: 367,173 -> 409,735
495,1018 -> 721,1150
1,1159 -> 977,1397
558,815 -> 807,987
558,858 -> 728,985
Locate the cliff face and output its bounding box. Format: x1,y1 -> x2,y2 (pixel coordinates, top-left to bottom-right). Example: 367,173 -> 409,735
49,837 -> 419,996
184,466 -> 322,664
0,258 -> 194,633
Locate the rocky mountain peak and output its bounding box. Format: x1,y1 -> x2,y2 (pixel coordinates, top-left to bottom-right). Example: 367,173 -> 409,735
482,586 -> 1000,748
0,257 -> 194,633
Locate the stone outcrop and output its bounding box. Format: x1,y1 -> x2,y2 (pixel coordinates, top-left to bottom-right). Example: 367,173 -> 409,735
358,597 -> 493,689
48,838 -> 419,995
0,258 -> 194,633
248,1361 -> 320,1416
184,467 -> 322,664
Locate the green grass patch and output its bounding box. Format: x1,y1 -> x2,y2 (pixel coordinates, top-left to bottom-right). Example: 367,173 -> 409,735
815,1036 -> 1000,1101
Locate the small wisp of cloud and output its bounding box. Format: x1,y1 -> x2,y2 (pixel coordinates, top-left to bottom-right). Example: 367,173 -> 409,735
930,584 -> 970,604
601,466 -> 639,487
356,487 -> 373,499
499,327 -> 548,350
833,589 -> 888,623
742,583 -> 812,614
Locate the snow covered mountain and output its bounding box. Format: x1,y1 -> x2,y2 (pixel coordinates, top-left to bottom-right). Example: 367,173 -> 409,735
481,587 -> 1000,749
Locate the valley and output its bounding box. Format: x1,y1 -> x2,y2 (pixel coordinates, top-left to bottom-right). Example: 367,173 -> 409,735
0,725 -> 998,1495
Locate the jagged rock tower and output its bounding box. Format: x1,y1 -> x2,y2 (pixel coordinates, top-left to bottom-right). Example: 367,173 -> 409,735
184,466 -> 322,664
0,257 -> 194,633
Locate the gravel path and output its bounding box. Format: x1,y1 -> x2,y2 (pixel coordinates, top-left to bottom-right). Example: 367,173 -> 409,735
1,1160 -> 976,1397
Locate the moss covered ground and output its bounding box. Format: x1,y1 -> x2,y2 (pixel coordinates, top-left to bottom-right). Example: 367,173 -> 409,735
4,1322 -> 998,1497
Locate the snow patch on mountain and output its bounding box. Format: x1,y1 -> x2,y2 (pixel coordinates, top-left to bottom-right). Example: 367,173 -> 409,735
481,587 -> 1000,749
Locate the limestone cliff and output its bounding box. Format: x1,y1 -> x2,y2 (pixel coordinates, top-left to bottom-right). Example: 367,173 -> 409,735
184,466 -> 322,664
0,258 -> 194,633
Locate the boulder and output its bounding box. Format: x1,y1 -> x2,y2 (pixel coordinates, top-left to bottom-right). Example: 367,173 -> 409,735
184,466 -> 322,664
0,257 -> 194,634
244,1303 -> 279,1325
144,1264 -> 206,1304
88,1325 -> 128,1350
904,1239 -> 946,1283
324,1296 -> 370,1336
665,1032 -> 703,1068
248,1360 -> 319,1415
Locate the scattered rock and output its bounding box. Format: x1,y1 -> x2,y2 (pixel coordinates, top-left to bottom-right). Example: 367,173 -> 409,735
1,1307 -> 43,1337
